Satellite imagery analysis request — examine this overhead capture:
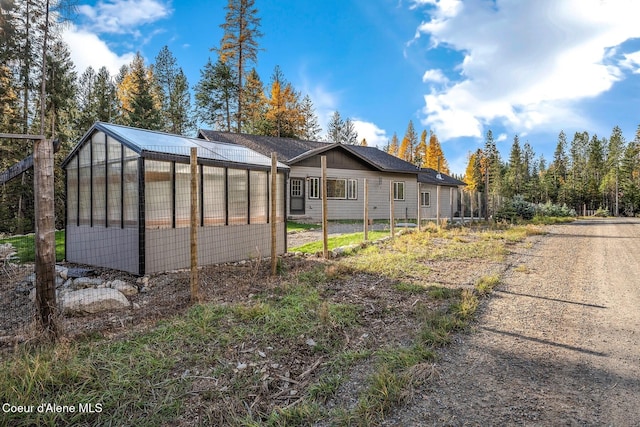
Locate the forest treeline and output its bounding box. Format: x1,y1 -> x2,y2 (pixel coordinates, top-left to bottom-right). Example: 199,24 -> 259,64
1,0 -> 639,234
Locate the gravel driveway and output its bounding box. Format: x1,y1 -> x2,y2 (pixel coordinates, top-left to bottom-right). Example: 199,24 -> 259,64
385,217 -> 640,426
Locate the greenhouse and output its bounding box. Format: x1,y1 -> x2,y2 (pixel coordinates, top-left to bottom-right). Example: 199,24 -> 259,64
61,122 -> 288,275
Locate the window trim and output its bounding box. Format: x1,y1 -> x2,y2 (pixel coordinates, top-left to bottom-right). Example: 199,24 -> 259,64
308,177 -> 320,199
420,191 -> 431,207
347,179 -> 358,200
393,181 -> 405,201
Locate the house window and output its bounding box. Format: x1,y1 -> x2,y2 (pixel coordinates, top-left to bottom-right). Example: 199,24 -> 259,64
347,179 -> 357,200
393,182 -> 405,201
308,177 -> 320,199
291,179 -> 302,197
421,191 -> 431,207
327,178 -> 346,199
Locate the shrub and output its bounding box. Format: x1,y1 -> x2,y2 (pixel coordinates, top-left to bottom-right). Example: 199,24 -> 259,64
534,201 -> 576,217
593,207 -> 610,217
495,195 -> 535,222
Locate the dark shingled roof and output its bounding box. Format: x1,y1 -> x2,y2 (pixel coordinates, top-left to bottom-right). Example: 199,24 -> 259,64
197,130 -> 326,163
198,130 -> 464,185
418,168 -> 466,187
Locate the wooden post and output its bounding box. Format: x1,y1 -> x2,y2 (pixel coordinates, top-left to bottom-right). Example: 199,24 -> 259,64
389,181 -> 395,239
271,153 -> 278,274
321,156 -> 328,259
436,185 -> 441,227
34,137 -> 57,337
417,185 -> 421,230
460,189 -> 465,225
363,178 -> 369,241
449,187 -> 454,224
190,147 -> 199,302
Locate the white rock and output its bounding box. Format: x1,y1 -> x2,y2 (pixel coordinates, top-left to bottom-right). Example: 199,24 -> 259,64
61,288 -> 130,315
72,277 -> 103,290
306,338 -> 316,347
110,280 -> 138,297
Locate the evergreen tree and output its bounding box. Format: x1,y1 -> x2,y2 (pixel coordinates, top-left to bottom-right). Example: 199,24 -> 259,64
118,52 -> 163,130
504,134 -> 524,198
586,134 -> 604,209
299,94 -> 321,140
215,0 -> 262,133
342,117 -> 358,145
619,125 -> 640,215
153,45 -> 193,134
194,58 -> 237,131
601,126 -> 626,215
241,67 -> 266,134
327,111 -> 344,143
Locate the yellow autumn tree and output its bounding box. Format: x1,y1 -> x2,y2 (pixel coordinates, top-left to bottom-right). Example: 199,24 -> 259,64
387,132 -> 399,156
360,138 -> 368,146
264,65 -> 302,137
426,131 -> 450,174
398,120 -> 418,162
414,129 -> 428,167
463,151 -> 481,191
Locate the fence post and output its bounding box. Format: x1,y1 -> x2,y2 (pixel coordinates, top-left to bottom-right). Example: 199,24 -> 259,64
389,181 -> 395,238
34,136 -> 57,338
321,156 -> 329,259
363,178 -> 369,241
436,185 -> 441,227
271,153 -> 278,275
190,147 -> 199,302
417,184 -> 421,230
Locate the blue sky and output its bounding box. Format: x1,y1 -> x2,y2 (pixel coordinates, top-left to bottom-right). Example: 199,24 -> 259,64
63,0 -> 640,174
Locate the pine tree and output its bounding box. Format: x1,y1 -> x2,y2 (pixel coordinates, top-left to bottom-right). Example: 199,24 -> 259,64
327,111 -> 344,143
118,52 -> 164,130
153,46 -> 192,135
241,67 -> 265,134
215,0 -> 262,133
299,94 -> 321,140
504,134 -> 524,198
601,126 -> 626,215
194,58 -> 237,131
342,118 -> 358,144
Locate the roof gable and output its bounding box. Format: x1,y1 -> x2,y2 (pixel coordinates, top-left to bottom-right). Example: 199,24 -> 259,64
198,130 -> 326,162
63,123 -> 288,170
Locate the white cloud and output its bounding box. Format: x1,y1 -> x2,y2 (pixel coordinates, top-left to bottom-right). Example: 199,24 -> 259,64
620,51 -> 640,74
422,69 -> 448,84
496,133 -> 507,143
352,120 -> 388,148
63,25 -> 135,75
78,0 -> 171,35
413,0 -> 640,140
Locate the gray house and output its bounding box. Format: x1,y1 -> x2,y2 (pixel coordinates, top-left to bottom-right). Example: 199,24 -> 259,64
197,131 -> 465,222
62,122 -> 288,275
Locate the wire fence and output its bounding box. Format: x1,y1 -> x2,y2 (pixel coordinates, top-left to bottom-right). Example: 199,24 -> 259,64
1,142 -> 491,347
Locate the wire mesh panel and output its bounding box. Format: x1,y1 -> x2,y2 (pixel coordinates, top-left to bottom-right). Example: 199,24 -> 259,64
1,135 -> 288,346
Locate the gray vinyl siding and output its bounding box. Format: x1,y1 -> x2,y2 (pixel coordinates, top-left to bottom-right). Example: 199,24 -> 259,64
288,166 -> 419,222
419,184 -> 460,220
66,226 -> 139,274
145,223 -> 286,274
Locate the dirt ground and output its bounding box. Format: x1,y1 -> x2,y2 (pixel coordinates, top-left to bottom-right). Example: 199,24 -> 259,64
2,219 -> 639,426
383,217 -> 640,426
